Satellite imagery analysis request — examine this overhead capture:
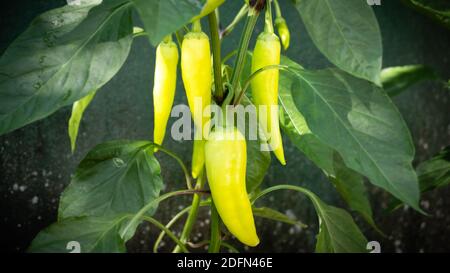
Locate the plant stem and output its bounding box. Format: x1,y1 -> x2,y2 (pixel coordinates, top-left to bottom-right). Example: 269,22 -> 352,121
140,216 -> 189,253
153,200 -> 211,252
172,170 -> 207,253
208,200 -> 221,253
192,20 -> 202,32
273,0 -> 282,18
264,0 -> 274,33
120,189 -> 208,239
230,8 -> 261,104
208,11 -> 224,104
154,144 -> 193,190
234,64 -> 289,106
221,4 -> 249,38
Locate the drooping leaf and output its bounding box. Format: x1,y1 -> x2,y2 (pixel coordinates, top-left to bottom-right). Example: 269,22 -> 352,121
253,185 -> 368,253
381,65 -> 438,97
28,216 -> 131,253
293,0 -> 382,85
286,67 -> 420,211
0,0 -> 133,135
253,207 -> 307,228
131,0 -> 205,46
313,200 -> 368,253
58,140 -> 164,220
299,188 -> 368,253
68,90 -> 97,152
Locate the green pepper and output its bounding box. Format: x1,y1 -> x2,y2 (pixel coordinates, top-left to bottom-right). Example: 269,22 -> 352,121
275,17 -> 290,50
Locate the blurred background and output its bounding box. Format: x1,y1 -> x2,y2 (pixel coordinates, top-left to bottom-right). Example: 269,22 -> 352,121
0,0 -> 449,253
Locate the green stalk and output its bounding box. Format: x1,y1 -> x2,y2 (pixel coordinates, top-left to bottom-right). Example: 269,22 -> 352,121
120,189 -> 207,239
208,200 -> 221,253
273,0 -> 282,18
208,11 -> 224,104
140,216 -> 189,253
192,20 -> 202,32
264,0 -> 274,33
153,201 -> 210,253
230,7 -> 261,103
221,4 -> 249,38
154,144 -> 193,190
172,170 -> 207,253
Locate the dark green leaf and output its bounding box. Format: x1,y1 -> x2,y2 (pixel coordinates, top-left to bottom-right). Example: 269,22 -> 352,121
68,90 -> 97,152
417,146 -> 450,192
314,202 -> 368,253
279,56 -> 377,228
293,0 -> 382,85
28,216 -> 131,253
253,207 -> 307,228
131,0 -> 205,46
288,67 -> 420,211
308,193 -> 368,253
381,65 -> 438,97
0,0 -> 133,135
59,140 -> 163,220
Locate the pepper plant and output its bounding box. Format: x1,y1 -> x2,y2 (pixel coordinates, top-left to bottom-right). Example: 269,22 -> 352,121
0,0 -> 448,253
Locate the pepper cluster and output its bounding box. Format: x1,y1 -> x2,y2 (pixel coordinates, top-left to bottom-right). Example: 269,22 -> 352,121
151,0 -> 291,247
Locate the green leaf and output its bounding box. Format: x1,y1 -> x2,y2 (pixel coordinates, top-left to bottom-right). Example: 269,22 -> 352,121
417,146 -> 450,192
288,67 -> 420,211
381,65 -> 438,97
402,0 -> 450,29
294,0 -> 382,85
68,91 -> 97,152
279,56 -> 377,228
253,207 -> 307,228
131,0 -> 205,46
314,201 -> 368,253
28,216 -> 131,253
302,187 -> 368,253
0,0 -> 133,135
58,140 -> 164,220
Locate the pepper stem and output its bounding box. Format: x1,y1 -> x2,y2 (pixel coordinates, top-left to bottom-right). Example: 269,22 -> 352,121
162,34 -> 172,43
192,20 -> 202,32
208,11 -> 224,104
273,0 -> 282,19
264,0 -> 274,33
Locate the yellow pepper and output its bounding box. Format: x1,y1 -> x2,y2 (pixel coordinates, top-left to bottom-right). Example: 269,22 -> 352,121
181,30 -> 212,138
204,127 -> 260,247
153,38 -> 179,146
251,32 -> 286,165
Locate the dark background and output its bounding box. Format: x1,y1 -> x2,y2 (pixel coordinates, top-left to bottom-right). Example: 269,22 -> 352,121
0,0 -> 449,253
